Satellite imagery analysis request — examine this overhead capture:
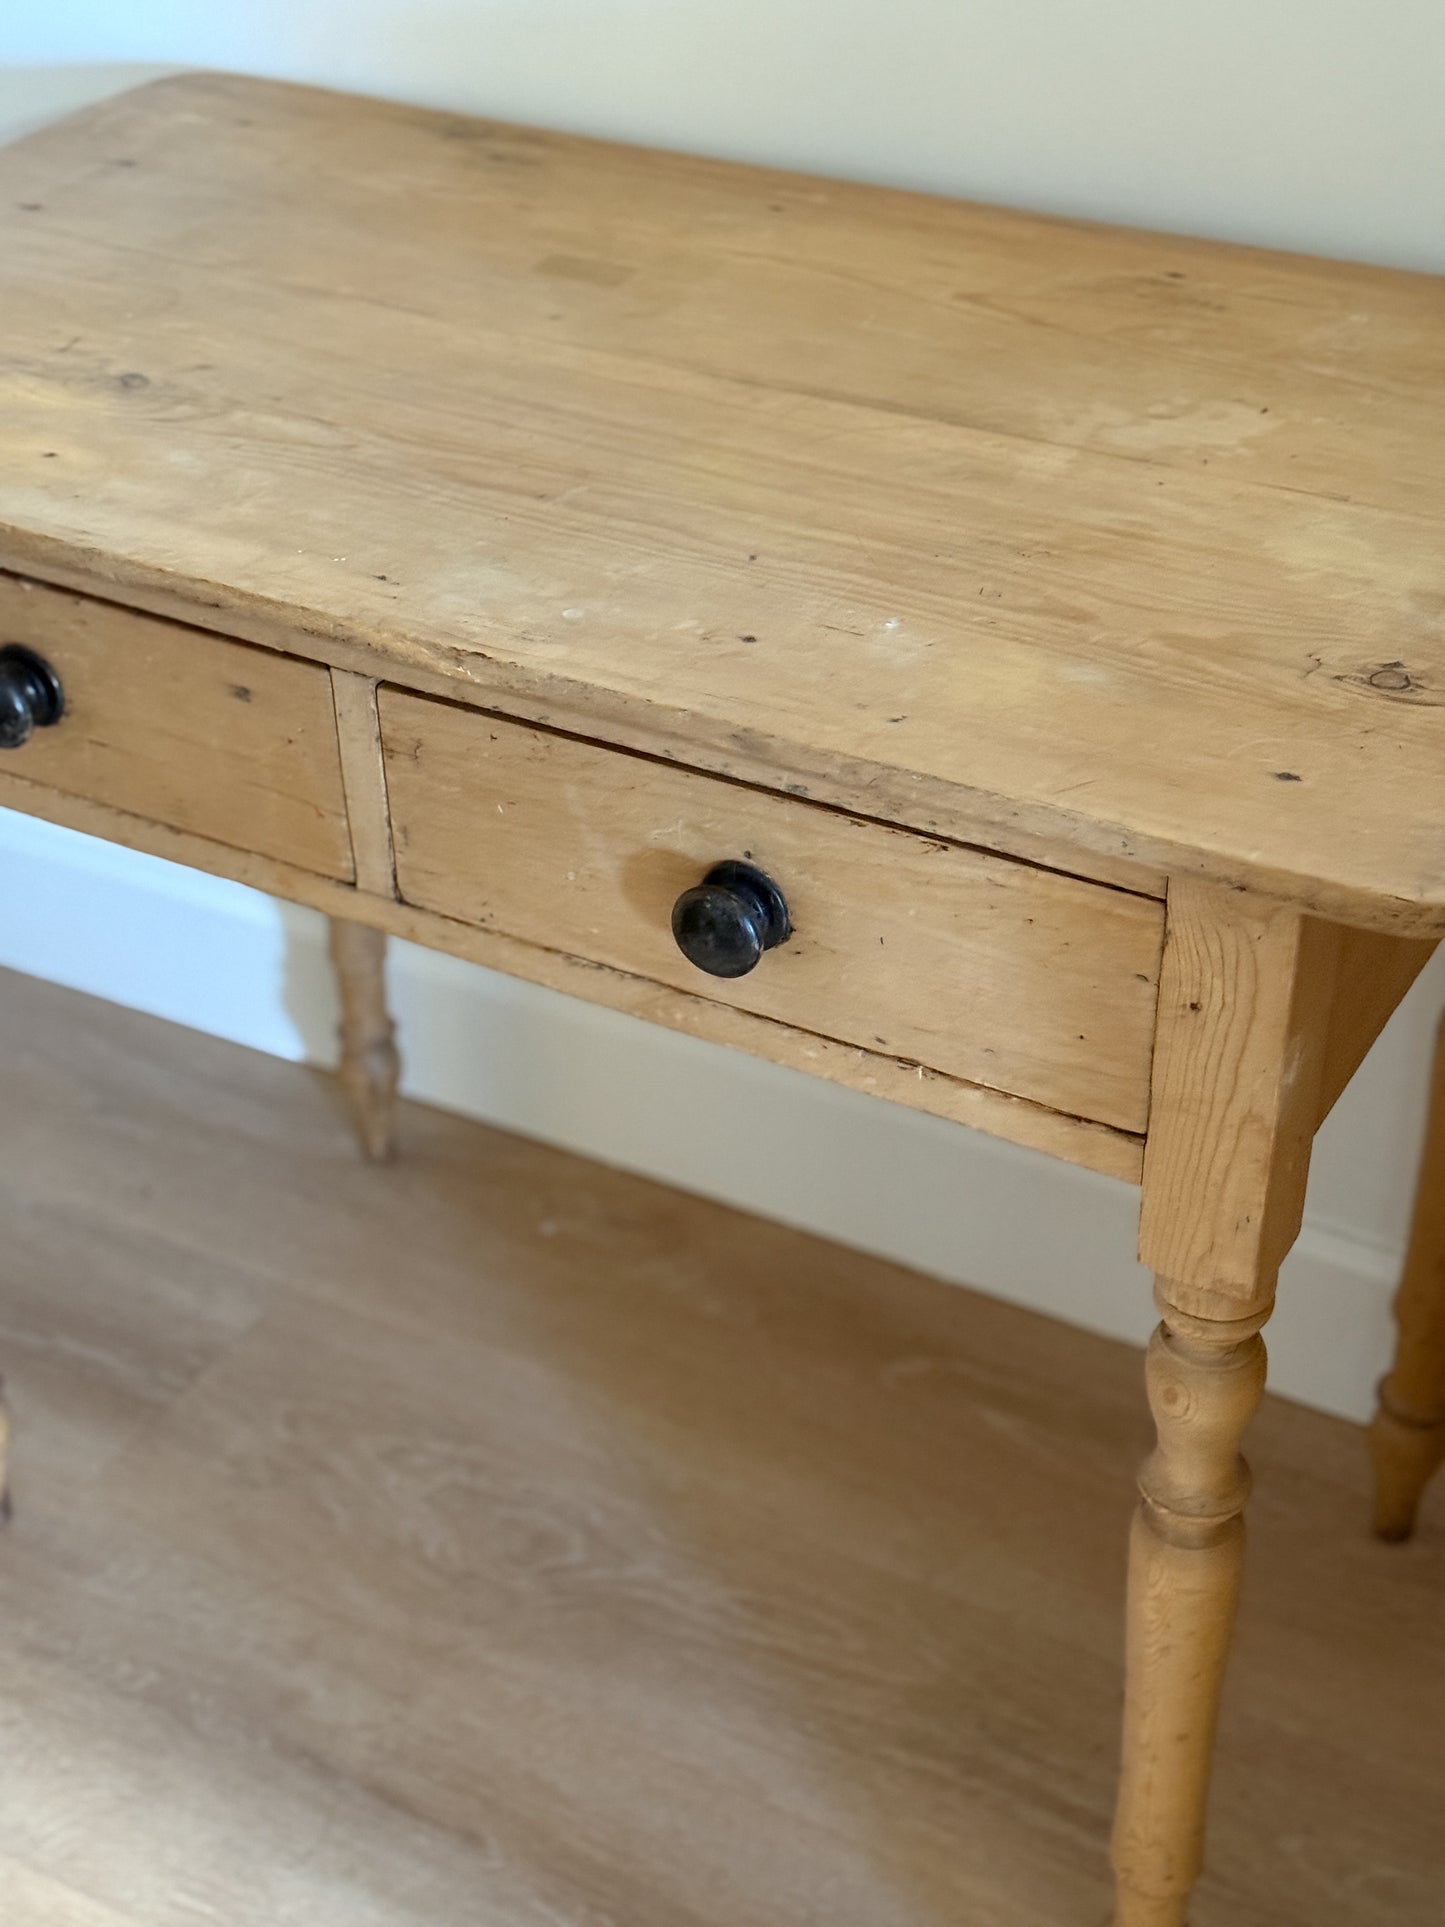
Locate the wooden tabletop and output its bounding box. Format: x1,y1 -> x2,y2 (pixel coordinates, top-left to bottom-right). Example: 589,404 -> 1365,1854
1,72 -> 1441,932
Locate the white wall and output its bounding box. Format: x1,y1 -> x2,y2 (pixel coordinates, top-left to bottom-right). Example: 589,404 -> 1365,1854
4,6 -> 1445,271
2,29 -> 1442,1423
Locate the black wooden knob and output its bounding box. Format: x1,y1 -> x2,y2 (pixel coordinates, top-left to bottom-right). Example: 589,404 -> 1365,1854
671,860 -> 791,979
0,645 -> 64,750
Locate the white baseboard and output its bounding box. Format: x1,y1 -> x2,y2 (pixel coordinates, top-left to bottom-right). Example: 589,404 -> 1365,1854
0,808 -> 1422,1425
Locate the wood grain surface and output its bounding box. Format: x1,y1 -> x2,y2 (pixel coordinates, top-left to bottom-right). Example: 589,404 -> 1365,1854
1139,881 -> 1340,1308
381,689 -> 1163,1132
1,75 -> 1443,929
330,669 -> 396,897
1316,927 -> 1438,1127
0,573 -> 353,878
0,766 -> 1146,1180
327,916 -> 398,1162
0,969 -> 1440,1925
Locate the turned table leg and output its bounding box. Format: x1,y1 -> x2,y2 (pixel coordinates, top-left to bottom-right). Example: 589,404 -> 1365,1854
1113,879 -> 1340,1925
1370,1009 -> 1445,1540
1112,1291 -> 1270,1924
327,917 -> 399,1162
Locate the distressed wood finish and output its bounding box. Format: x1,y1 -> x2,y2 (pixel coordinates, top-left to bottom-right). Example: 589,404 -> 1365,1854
1116,881 -> 1342,1924
330,670 -> 396,898
1371,1011 -> 1445,1541
0,763 -> 1145,1180
2,74 -> 1445,931
1139,881 -> 1340,1315
1316,929 -> 1438,1128
0,72 -> 1442,1927
327,919 -> 399,1163
381,689 -> 1164,1133
1113,1300 -> 1270,1926
0,574 -> 353,878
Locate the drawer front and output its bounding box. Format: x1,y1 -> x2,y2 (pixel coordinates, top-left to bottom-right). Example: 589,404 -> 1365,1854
0,576 -> 353,878
381,690 -> 1163,1132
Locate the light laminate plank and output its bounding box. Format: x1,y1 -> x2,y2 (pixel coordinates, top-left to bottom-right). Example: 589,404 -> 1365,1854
0,970 -> 1439,1924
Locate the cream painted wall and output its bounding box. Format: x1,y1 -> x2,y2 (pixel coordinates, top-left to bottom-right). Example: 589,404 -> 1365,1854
1,31 -> 1442,1423
3,5 -> 1444,269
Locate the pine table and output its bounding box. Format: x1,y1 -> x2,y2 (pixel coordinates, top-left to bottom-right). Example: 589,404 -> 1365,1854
2,72 -> 1443,1925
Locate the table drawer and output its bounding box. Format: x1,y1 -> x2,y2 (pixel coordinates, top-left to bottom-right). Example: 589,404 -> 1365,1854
0,576 -> 353,878
381,690 -> 1163,1132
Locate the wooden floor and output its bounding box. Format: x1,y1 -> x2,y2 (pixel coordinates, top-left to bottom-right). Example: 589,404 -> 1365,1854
0,970 -> 1441,1926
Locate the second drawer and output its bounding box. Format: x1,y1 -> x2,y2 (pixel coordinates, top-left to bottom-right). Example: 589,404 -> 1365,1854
380,689 -> 1163,1132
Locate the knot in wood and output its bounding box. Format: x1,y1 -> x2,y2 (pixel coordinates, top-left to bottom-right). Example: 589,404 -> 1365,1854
1137,1323 -> 1267,1533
